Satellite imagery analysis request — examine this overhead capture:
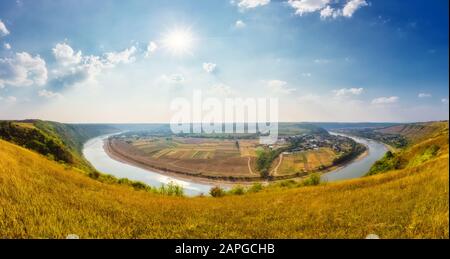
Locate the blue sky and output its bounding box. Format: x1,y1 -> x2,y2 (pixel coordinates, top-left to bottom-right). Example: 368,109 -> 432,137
0,0 -> 448,123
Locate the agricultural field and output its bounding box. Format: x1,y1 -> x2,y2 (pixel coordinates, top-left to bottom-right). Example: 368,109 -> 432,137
109,134 -> 346,180
277,148 -> 337,176
110,136 -> 262,179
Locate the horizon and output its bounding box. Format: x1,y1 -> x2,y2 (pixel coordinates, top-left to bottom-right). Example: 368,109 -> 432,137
3,118 -> 448,125
1,0 -> 449,123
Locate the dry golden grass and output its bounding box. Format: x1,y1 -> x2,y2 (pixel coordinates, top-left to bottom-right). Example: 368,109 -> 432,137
1,137 -> 448,238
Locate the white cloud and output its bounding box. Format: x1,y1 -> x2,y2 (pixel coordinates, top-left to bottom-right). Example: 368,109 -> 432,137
333,87 -> 364,97
288,0 -> 330,16
203,62 -> 217,73
160,74 -> 185,84
208,83 -> 237,97
320,6 -> 334,18
418,93 -> 432,98
53,42 -> 82,66
50,43 -> 138,88
145,41 -> 158,58
0,20 -> 9,37
0,95 -> 17,103
4,43 -> 11,50
235,20 -> 247,28
442,98 -> 449,104
298,94 -> 321,102
0,52 -> 48,88
288,0 -> 368,19
314,58 -> 331,64
266,80 -> 296,94
104,46 -> 137,66
301,72 -> 312,77
52,43 -> 102,87
342,0 -> 368,17
38,89 -> 63,99
371,96 -> 399,105
236,0 -> 270,9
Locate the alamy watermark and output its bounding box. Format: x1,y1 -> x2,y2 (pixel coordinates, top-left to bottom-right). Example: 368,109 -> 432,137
170,90 -> 279,144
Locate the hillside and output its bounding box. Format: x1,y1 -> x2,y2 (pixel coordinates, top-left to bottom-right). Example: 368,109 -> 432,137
376,121 -> 449,144
0,120 -> 118,171
368,121 -> 448,175
0,122 -> 448,238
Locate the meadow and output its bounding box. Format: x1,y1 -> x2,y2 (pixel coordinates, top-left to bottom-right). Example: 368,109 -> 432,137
0,120 -> 448,238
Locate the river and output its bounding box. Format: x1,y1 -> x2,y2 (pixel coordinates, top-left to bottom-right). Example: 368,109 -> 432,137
322,132 -> 388,181
82,132 -> 388,196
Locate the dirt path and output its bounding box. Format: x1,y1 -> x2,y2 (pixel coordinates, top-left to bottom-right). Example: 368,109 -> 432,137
271,153 -> 284,176
247,157 -> 255,175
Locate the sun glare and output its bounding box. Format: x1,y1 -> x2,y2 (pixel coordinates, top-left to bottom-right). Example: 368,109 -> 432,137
162,27 -> 195,56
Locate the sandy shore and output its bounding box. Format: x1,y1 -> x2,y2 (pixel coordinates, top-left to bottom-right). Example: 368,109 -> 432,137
104,137 -> 369,185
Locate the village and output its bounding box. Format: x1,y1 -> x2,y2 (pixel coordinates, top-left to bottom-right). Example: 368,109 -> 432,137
277,134 -> 355,155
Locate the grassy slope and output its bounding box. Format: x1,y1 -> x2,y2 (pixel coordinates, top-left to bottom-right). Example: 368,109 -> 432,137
0,132 -> 448,238
368,121 -> 448,175
0,120 -> 117,172
376,121 -> 449,144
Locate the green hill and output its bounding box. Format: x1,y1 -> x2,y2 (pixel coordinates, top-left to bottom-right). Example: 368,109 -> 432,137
0,121 -> 448,238
0,120 -> 118,171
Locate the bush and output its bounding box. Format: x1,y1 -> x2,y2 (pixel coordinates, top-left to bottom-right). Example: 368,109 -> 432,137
159,182 -> 184,197
302,173 -> 321,186
88,170 -> 101,179
209,186 -> 225,197
367,151 -> 400,176
228,185 -> 245,195
248,183 -> 263,193
131,181 -> 148,190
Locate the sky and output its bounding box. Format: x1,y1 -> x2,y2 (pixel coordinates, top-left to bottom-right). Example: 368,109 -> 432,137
0,0 -> 448,123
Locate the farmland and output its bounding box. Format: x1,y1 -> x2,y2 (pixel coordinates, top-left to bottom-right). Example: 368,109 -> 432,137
107,132 -> 362,181
276,148 -> 337,176
108,136 -> 265,180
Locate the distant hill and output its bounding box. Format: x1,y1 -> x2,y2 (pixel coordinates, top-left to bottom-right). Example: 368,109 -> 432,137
0,120 -> 118,171
0,120 -> 447,238
109,122 -> 329,136
311,122 -> 401,130
375,121 -> 449,144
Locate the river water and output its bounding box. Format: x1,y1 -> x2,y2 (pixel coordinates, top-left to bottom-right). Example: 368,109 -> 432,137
82,132 -> 388,196
322,132 -> 388,181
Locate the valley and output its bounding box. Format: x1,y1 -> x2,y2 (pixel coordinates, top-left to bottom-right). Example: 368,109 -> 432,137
0,119 -> 448,238
104,124 -> 367,182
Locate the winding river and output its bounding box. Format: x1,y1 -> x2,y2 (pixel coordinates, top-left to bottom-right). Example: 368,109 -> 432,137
82,132 -> 388,196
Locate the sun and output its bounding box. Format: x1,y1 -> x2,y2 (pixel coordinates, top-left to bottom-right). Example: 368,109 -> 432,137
161,27 -> 195,56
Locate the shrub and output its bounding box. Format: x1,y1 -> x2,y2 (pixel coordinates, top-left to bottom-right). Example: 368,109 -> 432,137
209,186 -> 225,197
88,170 -> 101,179
367,151 -> 400,176
248,183 -> 263,193
131,181 -> 148,190
302,173 -> 321,186
278,179 -> 297,188
159,182 -> 184,197
228,185 -> 245,195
